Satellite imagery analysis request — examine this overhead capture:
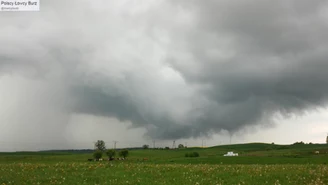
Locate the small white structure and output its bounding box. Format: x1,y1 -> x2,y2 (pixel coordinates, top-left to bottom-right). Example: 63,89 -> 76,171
224,151 -> 238,156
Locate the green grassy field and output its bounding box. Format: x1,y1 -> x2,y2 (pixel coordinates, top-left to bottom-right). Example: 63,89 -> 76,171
1,143 -> 328,185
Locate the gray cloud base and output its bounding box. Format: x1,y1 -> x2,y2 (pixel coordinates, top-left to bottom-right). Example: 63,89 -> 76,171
1,0 -> 328,140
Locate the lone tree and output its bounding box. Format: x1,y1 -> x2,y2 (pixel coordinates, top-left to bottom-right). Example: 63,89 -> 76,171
95,140 -> 106,151
119,149 -> 129,158
93,150 -> 103,161
178,144 -> 184,149
142,144 -> 149,149
106,149 -> 116,160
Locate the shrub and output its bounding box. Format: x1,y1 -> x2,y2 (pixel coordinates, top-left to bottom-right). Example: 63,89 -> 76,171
192,152 -> 199,157
106,149 -> 116,159
93,150 -> 103,160
119,149 -> 129,158
185,152 -> 200,158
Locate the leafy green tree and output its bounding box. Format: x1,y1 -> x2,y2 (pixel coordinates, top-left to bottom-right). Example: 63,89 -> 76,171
95,140 -> 106,151
119,149 -> 129,158
142,144 -> 149,149
293,141 -> 305,145
106,149 -> 116,159
93,150 -> 103,160
178,144 -> 184,149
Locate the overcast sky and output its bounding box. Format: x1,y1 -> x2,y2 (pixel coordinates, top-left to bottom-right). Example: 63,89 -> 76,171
1,0 -> 328,151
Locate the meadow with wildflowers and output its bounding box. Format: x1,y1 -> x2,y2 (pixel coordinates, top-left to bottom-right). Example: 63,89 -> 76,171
1,143 -> 328,185
1,162 -> 328,185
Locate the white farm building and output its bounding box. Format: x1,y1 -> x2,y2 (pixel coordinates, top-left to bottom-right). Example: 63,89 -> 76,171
223,151 -> 238,156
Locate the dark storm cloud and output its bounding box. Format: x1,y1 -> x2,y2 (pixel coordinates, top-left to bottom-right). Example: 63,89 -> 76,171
164,0 -> 328,135
1,0 -> 328,141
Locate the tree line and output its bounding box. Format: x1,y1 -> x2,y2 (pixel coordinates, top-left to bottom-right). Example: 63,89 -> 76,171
93,140 -> 128,161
